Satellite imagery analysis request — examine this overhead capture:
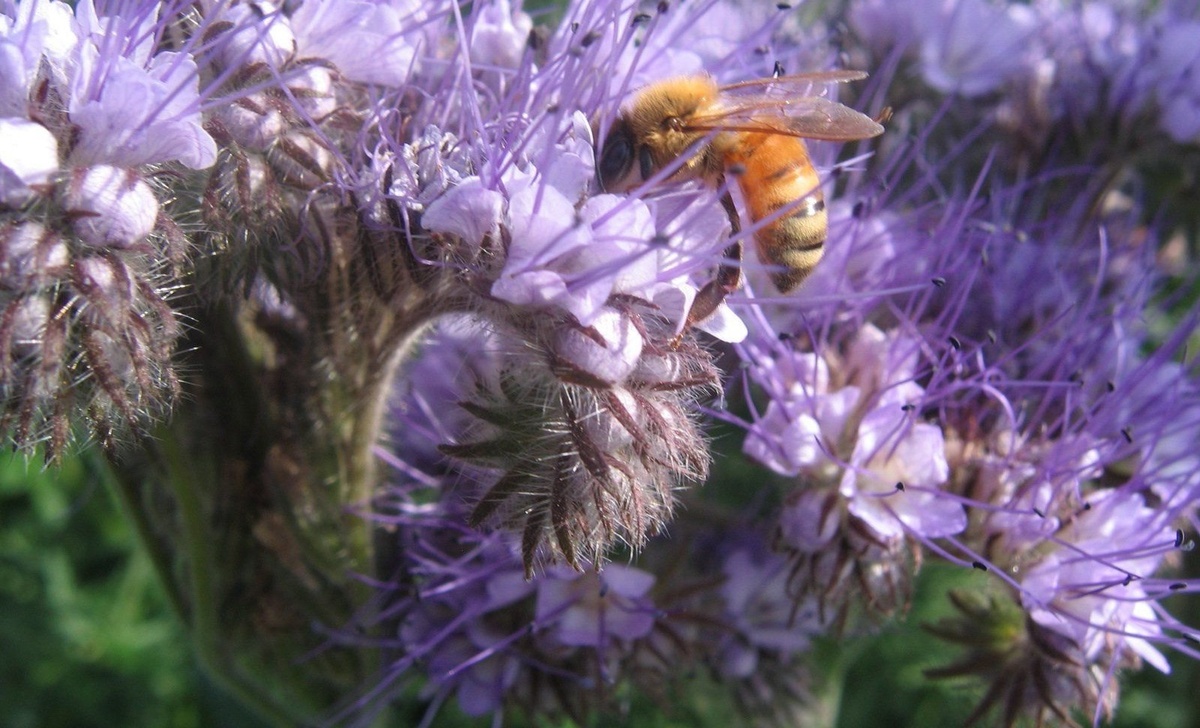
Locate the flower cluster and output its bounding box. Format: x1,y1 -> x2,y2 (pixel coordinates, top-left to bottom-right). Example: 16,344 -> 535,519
0,0 -> 216,453
359,0 -> 1200,723
372,356 -> 827,723
4,1 -> 1200,727
848,0 -> 1200,157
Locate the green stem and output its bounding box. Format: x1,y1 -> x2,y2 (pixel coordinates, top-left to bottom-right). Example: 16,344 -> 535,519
94,214 -> 441,723
808,636 -> 866,727
168,431 -> 313,726
92,449 -> 187,621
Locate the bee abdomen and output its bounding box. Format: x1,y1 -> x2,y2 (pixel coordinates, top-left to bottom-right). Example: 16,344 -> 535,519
724,132 -> 830,291
757,194 -> 827,292
731,133 -> 828,293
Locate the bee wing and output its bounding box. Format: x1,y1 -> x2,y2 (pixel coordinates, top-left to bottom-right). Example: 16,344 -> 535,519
685,95 -> 884,141
718,70 -> 869,96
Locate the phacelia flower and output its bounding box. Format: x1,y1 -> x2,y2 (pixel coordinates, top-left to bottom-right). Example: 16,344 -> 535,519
6,3 -> 1200,728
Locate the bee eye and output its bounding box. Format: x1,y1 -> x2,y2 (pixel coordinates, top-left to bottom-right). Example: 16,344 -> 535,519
638,146 -> 655,182
598,123 -> 634,190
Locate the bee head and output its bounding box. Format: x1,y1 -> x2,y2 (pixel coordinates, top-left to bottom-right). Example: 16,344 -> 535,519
596,116 -> 656,193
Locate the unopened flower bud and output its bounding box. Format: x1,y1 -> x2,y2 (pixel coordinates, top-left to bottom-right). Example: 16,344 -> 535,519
289,63 -> 336,121
72,254 -> 132,321
0,222 -> 69,289
7,294 -> 51,360
553,308 -> 644,386
267,130 -> 334,189
584,387 -> 638,451
421,176 -> 505,249
212,96 -> 289,151
62,165 -> 159,249
212,2 -> 296,70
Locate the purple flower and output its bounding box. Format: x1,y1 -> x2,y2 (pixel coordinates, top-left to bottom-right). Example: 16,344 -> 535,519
1020,489 -> 1172,673
68,3 -> 216,168
469,0 -> 532,70
850,0 -> 1035,97
918,0 -> 1036,97
420,176 -> 506,249
849,0 -> 922,54
839,405 -> 962,539
1137,17 -> 1200,141
1027,1 -> 1145,123
742,348 -> 857,476
0,117 -> 58,206
289,0 -> 430,87
494,188 -> 657,326
534,564 -> 657,647
717,547 -> 822,673
742,323 -> 965,542
395,533 -> 533,719
205,2 -> 295,71
0,0 -> 77,116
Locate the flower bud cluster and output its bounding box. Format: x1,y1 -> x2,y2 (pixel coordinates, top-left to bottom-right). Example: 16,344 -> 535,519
376,322 -> 824,723
196,0 -> 434,293
1,0 -> 214,454
439,301 -> 716,575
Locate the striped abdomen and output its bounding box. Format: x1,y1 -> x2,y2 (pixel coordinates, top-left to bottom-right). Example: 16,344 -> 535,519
724,132 -> 826,293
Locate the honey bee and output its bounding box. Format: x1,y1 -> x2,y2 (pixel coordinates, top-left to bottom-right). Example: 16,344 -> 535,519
596,71 -> 885,328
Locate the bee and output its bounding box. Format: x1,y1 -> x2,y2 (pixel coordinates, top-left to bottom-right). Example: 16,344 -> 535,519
595,71 -> 885,328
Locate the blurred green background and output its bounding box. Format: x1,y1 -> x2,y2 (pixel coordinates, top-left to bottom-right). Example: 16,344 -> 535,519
0,454 -> 267,728
2,452 -> 1197,728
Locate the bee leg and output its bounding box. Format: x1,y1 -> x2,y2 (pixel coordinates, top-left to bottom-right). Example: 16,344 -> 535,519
682,240 -> 742,331
675,189 -> 743,340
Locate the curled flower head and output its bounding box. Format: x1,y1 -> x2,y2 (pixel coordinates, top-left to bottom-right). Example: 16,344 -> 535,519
441,304 -> 716,574
0,0 -> 222,455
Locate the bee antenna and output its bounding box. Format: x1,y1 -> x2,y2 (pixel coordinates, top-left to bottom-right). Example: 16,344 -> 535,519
874,107 -> 894,125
